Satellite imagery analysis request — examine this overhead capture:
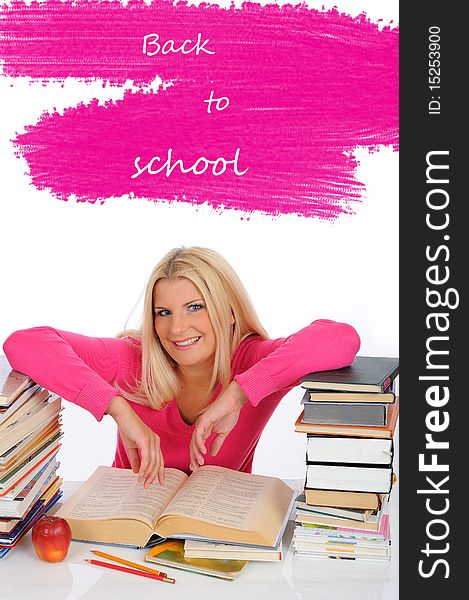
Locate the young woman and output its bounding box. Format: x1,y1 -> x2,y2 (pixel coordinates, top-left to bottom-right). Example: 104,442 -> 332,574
3,247 -> 360,489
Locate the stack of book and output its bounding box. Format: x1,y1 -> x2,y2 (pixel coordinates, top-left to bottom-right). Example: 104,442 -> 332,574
0,355 -> 63,559
292,356 -> 399,562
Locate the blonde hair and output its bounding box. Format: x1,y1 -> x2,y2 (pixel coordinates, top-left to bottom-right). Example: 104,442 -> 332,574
118,247 -> 268,409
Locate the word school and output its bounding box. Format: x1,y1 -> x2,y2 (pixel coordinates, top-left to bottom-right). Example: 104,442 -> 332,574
132,148 -> 249,178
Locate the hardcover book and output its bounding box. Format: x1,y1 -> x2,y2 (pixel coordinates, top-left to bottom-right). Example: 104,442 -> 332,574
295,397 -> 399,439
303,489 -> 386,511
300,396 -> 389,426
295,495 -> 375,522
55,465 -> 296,549
300,356 -> 399,393
306,436 -> 393,465
306,463 -> 393,494
303,388 -> 396,404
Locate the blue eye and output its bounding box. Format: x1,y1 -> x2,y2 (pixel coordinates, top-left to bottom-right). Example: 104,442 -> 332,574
188,303 -> 204,312
156,309 -> 171,317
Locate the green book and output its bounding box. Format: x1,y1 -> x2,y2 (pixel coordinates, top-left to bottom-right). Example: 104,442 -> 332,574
145,539 -> 248,580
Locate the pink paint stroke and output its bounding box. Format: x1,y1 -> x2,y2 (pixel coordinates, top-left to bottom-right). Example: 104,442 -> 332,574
0,0 -> 398,219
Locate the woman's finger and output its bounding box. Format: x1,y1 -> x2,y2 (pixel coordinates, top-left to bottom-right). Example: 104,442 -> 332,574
189,441 -> 203,469
157,448 -> 165,485
143,438 -> 158,488
196,419 -> 211,452
190,430 -> 205,470
127,447 -> 141,474
209,432 -> 227,456
138,438 -> 151,483
192,422 -> 210,465
189,439 -> 198,472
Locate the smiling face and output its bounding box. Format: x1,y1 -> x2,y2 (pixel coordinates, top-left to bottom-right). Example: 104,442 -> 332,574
153,277 -> 217,374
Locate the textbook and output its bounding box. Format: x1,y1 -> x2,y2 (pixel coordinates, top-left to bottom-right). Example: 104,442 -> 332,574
295,397 -> 399,439
0,435 -> 62,496
0,357 -> 33,408
0,480 -> 63,559
0,393 -> 62,456
56,465 -> 296,549
303,388 -> 396,404
0,420 -> 62,471
0,384 -> 43,426
300,396 -> 389,426
293,536 -> 391,561
306,463 -> 393,494
184,538 -> 283,561
0,477 -> 62,545
300,356 -> 399,393
295,494 -> 374,522
303,489 -> 387,511
0,455 -> 59,518
145,539 -> 248,580
295,499 -> 387,532
294,513 -> 391,542
306,436 -> 393,465
0,356 -> 64,559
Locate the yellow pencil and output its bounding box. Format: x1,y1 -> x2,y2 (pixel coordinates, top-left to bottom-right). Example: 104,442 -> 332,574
90,549 -> 168,578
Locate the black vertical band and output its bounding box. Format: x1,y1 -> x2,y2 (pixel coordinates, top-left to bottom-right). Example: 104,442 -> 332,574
400,3 -> 463,594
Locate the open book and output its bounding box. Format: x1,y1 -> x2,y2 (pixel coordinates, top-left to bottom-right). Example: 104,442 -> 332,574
55,465 -> 296,549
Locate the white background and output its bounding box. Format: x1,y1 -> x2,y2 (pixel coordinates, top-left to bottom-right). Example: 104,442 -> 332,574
0,0 -> 399,482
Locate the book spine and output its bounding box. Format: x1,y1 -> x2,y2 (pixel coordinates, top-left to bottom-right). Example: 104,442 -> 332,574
380,365 -> 400,391
305,437 -> 394,465
305,465 -> 394,494
306,460 -> 393,470
304,480 -> 394,495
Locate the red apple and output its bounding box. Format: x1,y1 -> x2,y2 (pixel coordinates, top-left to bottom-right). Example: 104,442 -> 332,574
31,515 -> 72,562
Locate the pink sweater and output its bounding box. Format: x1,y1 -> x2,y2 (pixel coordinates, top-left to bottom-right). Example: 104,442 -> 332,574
3,320 -> 360,474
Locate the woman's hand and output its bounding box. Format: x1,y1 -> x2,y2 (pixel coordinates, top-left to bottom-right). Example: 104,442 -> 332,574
106,396 -> 165,488
189,380 -> 248,471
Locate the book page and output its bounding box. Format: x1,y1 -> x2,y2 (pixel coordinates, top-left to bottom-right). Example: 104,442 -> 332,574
58,466 -> 187,528
162,465 -> 276,531
0,387 -> 48,430
0,357 -> 32,404
0,384 -> 42,425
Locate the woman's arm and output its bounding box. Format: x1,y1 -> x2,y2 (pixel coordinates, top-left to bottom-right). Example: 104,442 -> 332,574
3,326 -> 130,420
3,327 -> 164,487
234,319 -> 360,407
189,319 -> 360,468
107,396 -> 165,487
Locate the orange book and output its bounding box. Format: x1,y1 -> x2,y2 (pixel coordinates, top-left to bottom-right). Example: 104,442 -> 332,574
295,397 -> 399,439
303,489 -> 383,511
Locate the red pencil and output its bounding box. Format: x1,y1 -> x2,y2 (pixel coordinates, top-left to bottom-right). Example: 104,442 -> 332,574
85,558 -> 176,584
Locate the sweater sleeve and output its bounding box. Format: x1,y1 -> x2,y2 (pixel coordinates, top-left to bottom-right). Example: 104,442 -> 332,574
233,319 -> 360,407
2,327 -> 138,421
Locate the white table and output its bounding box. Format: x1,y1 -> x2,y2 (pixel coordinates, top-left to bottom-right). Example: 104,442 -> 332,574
0,479 -> 398,600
